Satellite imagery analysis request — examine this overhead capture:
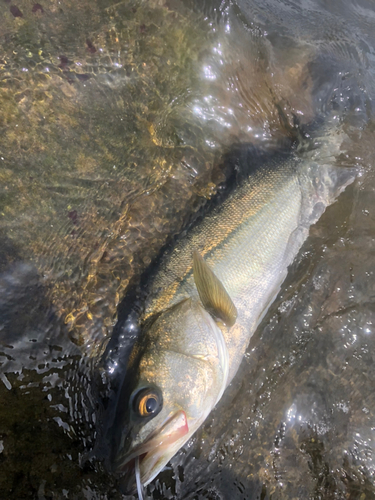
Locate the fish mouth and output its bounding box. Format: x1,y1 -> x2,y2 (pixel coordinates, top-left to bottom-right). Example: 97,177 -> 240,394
115,409 -> 189,488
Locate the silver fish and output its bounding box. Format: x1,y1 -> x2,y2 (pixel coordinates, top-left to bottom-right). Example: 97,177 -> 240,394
109,131 -> 354,491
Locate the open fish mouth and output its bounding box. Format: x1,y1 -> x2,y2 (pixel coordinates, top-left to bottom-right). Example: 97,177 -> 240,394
116,409 -> 189,489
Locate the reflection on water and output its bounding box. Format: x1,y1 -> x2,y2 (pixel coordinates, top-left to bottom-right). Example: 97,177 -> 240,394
0,0 -> 374,498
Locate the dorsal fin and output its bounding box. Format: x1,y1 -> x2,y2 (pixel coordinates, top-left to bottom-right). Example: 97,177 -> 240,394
192,251 -> 237,327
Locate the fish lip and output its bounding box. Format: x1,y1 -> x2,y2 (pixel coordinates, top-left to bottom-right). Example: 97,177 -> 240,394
115,409 -> 189,486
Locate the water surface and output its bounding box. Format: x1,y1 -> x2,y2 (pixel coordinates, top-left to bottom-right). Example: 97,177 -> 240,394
0,0 -> 374,498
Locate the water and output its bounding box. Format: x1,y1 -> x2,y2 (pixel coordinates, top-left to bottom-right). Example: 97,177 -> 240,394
0,0 -> 374,498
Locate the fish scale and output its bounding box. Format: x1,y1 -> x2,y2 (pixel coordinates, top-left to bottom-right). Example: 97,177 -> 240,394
144,158 -> 305,382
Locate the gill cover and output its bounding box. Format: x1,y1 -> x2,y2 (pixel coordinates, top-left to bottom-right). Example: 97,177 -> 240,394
111,306 -> 231,487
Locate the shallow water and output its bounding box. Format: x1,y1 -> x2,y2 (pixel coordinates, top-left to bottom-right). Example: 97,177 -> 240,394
0,0 -> 374,498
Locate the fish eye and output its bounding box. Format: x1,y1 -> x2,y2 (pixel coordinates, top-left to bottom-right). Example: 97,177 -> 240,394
133,388 -> 162,418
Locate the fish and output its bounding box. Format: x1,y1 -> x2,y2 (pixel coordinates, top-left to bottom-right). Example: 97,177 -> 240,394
107,128 -> 355,494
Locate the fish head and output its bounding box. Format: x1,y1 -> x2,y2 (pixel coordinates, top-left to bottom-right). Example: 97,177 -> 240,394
110,297 -> 229,489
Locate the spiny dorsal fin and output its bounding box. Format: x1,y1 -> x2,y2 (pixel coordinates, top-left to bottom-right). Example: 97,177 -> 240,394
193,251 -> 237,327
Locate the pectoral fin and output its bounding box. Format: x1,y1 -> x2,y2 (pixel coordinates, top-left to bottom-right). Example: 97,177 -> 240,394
193,251 -> 237,327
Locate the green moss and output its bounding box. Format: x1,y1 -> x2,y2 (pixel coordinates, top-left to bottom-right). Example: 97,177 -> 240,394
0,0 -> 216,349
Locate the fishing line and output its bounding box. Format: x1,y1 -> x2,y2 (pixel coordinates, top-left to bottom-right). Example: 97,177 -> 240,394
135,455 -> 144,500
